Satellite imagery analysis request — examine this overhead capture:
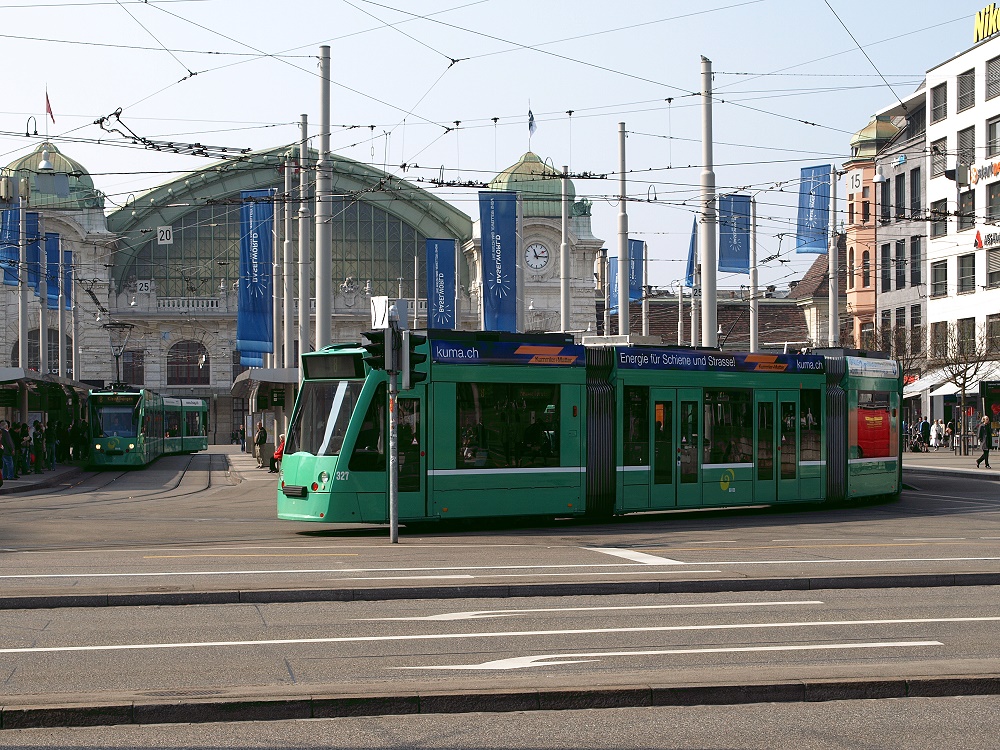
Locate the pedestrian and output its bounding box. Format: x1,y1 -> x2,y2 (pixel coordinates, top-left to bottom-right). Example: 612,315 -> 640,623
269,434 -> 285,473
32,422 -> 45,474
44,420 -> 56,470
0,420 -> 13,480
945,420 -> 954,449
976,416 -> 993,469
253,422 -> 267,468
238,424 -> 246,452
931,419 -> 943,450
920,417 -> 931,451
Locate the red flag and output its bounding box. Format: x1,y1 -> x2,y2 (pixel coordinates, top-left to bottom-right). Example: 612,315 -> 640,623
45,91 -> 55,123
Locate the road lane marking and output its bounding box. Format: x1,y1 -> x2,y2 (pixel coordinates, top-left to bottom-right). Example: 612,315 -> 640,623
7,556 -> 1000,581
653,542 -> 983,553
341,570 -> 722,582
142,554 -> 360,559
0,618 -> 994,655
589,548 -> 683,565
397,641 -> 943,670
363,600 -> 825,621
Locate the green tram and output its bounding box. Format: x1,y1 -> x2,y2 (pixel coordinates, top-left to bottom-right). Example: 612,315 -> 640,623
88,390 -> 209,468
277,332 -> 902,525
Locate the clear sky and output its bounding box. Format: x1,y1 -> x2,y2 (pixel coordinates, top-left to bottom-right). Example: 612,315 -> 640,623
0,0 -> 979,291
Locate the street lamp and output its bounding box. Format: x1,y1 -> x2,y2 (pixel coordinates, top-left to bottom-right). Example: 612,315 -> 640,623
103,321 -> 134,390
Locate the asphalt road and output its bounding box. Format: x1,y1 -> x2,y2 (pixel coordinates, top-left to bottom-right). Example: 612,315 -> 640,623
2,586 -> 999,704
1,453 -> 1000,601
2,697 -> 999,749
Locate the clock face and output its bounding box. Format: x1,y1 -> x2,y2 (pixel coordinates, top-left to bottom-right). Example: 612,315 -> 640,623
524,243 -> 549,271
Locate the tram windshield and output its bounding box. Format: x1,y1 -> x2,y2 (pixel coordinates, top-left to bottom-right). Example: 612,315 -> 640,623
95,405 -> 139,438
285,380 -> 366,456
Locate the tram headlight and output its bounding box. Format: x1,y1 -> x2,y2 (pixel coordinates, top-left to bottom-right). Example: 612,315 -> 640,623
94,444 -> 101,451
319,471 -> 330,483
128,443 -> 135,450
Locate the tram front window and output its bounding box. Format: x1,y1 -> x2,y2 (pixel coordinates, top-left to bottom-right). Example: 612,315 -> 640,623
96,406 -> 138,438
285,380 -> 365,456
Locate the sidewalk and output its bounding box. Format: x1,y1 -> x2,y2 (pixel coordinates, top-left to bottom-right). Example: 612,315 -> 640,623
0,462 -> 83,495
901,443 -> 999,480
220,443 -> 280,485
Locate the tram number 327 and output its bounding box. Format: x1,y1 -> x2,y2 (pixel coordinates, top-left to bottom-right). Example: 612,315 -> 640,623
335,471 -> 350,481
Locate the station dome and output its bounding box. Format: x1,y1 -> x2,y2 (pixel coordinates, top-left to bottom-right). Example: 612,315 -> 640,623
489,152 -> 575,218
4,141 -> 105,210
849,116 -> 900,160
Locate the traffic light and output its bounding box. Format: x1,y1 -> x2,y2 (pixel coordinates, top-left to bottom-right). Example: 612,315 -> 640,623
361,330 -> 391,372
401,331 -> 428,390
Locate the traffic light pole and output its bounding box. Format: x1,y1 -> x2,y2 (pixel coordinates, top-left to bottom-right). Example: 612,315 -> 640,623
388,322 -> 401,544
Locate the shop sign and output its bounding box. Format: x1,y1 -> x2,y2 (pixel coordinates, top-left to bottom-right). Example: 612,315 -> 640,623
975,3 -> 1000,43
974,230 -> 1000,249
969,160 -> 1000,185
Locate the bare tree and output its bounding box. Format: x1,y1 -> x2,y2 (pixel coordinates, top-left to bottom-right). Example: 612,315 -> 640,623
872,322 -> 927,383
928,321 -> 994,454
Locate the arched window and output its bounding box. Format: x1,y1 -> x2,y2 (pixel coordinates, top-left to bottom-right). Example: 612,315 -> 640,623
862,250 -> 871,287
848,248 -> 855,289
167,340 -> 210,385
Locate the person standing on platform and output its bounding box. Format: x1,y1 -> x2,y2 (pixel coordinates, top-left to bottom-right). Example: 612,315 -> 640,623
239,424 -> 247,452
253,422 -> 267,468
920,417 -> 931,451
32,422 -> 45,474
0,421 -> 15,480
976,416 -> 993,469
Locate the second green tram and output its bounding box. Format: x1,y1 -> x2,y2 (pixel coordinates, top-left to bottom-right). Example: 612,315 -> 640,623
277,332 -> 902,524
88,390 -> 209,468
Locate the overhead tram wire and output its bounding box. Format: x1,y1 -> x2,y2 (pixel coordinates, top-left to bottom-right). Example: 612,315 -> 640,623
822,0 -> 908,112
113,0 -> 194,79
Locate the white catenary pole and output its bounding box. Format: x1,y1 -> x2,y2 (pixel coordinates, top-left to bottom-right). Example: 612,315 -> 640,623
700,56 -> 718,348
57,236 -> 65,376
692,264 -> 700,347
283,157 -> 294,368
18,195 -> 28,372
39,215 -> 48,376
560,165 -> 570,332
642,242 -> 649,337
749,197 -> 759,353
617,123 -> 629,337
298,114 -> 311,366
271,190 -> 281,369
828,164 -> 840,347
315,45 -> 332,350
677,283 -> 684,346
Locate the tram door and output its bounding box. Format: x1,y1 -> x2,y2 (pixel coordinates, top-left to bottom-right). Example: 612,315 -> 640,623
397,397 -> 426,519
649,389 -> 676,509
755,390 -> 799,502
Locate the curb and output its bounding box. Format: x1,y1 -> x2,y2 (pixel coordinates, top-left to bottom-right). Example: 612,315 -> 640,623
904,465 -> 999,481
0,467 -> 84,495
5,571 -> 1000,611
3,675 -> 1000,729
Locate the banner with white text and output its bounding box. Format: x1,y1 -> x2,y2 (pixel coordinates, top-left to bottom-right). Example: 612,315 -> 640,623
425,238 -> 456,329
236,189 -> 275,356
479,191 -> 518,332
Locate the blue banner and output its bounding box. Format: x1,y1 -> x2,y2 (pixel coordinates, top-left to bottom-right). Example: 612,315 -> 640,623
236,189 -> 275,354
425,238 -> 456,330
44,233 -> 59,308
240,351 -> 264,367
25,212 -> 39,293
685,217 -> 697,287
628,239 -> 644,302
719,194 -> 751,273
431,339 -> 584,366
0,209 -> 17,286
796,165 -> 831,254
479,191 -> 518,332
63,249 -> 72,309
616,347 -> 825,374
609,255 -> 619,315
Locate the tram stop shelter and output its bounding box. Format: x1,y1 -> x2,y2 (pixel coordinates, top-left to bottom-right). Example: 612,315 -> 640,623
231,367 -> 298,459
0,368 -> 91,427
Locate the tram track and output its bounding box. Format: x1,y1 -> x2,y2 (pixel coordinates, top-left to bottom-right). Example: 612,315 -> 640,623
0,453 -> 226,514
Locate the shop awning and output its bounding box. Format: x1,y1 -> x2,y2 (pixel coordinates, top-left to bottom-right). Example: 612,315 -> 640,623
903,368 -> 946,398
928,363 -> 1000,398
231,367 -> 299,399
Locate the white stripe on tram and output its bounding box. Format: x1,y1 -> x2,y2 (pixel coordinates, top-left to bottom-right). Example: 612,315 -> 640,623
428,467 -> 586,477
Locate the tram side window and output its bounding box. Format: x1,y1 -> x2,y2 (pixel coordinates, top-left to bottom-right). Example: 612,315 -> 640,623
165,410 -> 181,439
185,411 -> 204,437
702,389 -> 752,465
456,383 -> 560,469
800,389 -> 822,462
624,386 -> 649,466
398,398 -> 420,492
855,390 -> 891,459
348,384 -> 386,471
